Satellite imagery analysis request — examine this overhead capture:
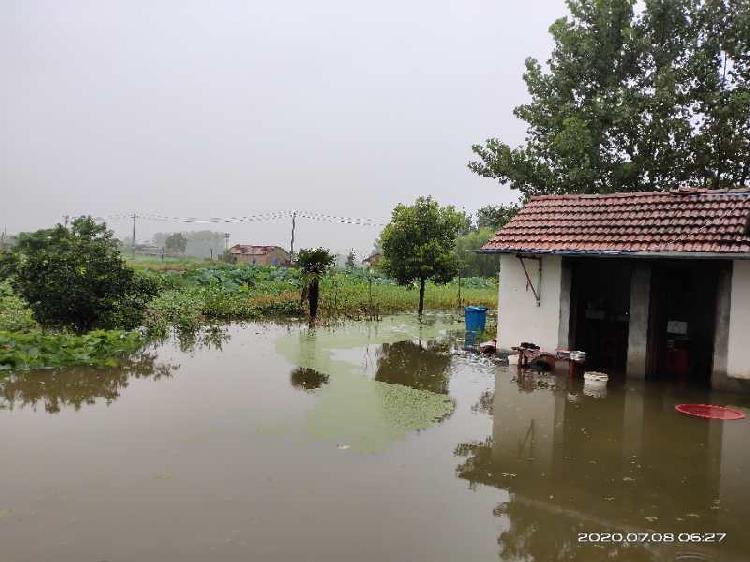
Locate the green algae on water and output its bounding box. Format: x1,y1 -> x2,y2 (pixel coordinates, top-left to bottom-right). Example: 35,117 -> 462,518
274,314 -> 458,453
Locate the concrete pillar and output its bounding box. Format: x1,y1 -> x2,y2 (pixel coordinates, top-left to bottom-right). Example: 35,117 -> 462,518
626,263 -> 651,378
711,265 -> 732,389
712,262 -> 750,391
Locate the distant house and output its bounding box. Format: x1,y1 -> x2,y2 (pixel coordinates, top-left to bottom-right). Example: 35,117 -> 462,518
229,245 -> 290,266
362,252 -> 382,267
481,188 -> 750,391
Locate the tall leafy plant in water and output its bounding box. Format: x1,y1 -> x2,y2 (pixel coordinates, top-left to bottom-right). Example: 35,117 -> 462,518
0,217 -> 157,332
296,248 -> 335,322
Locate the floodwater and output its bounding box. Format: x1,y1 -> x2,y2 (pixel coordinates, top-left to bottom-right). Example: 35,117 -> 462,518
1,314 -> 749,562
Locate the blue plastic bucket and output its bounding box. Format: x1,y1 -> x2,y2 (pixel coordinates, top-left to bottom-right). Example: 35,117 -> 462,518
464,306 -> 488,333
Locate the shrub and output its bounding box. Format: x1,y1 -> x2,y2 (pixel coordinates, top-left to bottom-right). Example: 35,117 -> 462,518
2,218 -> 158,332
0,282 -> 37,332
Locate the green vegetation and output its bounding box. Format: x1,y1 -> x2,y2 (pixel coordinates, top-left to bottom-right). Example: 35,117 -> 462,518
0,213 -> 497,371
1,217 -> 157,332
0,330 -> 144,370
139,264 -> 496,334
126,254 -> 208,272
0,280 -> 147,371
164,232 -> 188,255
471,0 -> 750,195
455,227 -> 502,278
296,248 -> 336,321
380,196 -> 465,314
0,282 -> 36,332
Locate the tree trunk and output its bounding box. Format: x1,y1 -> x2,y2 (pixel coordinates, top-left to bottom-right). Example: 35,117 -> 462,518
418,277 -> 425,316
308,278 -> 320,320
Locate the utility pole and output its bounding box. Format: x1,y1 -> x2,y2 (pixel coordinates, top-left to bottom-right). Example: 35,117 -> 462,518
289,211 -> 297,263
63,215 -> 70,228
131,213 -> 137,258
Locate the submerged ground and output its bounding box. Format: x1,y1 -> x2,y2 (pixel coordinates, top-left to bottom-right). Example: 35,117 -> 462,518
1,314 -> 749,561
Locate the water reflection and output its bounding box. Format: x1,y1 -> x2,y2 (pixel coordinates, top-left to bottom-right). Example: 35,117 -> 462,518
290,367 -> 329,392
274,317 -> 457,452
455,370 -> 750,562
0,353 -> 175,413
174,324 -> 231,352
374,340 -> 451,394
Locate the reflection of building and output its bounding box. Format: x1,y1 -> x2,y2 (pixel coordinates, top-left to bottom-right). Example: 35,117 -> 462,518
481,189 -> 750,390
455,371 -> 750,561
229,245 -> 290,266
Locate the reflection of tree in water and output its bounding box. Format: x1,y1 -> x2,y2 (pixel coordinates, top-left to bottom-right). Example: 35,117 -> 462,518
471,390 -> 494,415
175,325 -> 230,352
0,353 -> 176,414
454,439 -> 654,562
374,340 -> 451,394
290,368 -> 329,392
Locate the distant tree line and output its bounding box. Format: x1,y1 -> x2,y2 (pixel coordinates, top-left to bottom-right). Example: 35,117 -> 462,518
151,230 -> 227,258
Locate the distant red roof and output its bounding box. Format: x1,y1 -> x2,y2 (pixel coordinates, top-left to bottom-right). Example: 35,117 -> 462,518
481,189 -> 750,256
229,245 -> 287,256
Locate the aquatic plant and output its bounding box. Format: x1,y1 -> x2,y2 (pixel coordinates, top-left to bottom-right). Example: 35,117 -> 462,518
0,329 -> 145,371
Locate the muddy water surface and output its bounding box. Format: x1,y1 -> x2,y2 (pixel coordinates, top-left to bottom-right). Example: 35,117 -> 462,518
1,314 -> 749,561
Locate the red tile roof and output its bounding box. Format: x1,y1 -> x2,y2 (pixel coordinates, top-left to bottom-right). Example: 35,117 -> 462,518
482,189 -> 750,256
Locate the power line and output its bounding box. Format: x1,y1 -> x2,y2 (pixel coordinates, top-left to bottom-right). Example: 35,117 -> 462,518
86,210 -> 387,227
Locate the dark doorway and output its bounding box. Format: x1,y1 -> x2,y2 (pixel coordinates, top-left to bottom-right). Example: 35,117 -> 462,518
647,262 -> 722,385
570,259 -> 632,373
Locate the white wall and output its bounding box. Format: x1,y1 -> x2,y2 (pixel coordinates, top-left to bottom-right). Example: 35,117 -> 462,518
726,260 -> 750,380
497,254 -> 565,351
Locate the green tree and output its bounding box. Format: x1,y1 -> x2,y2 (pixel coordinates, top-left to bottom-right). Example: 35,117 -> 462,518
470,0 -> 750,197
475,204 -> 520,230
0,217 -> 157,332
380,196 -> 464,315
296,248 -> 335,322
164,232 -> 188,255
455,227 -> 501,277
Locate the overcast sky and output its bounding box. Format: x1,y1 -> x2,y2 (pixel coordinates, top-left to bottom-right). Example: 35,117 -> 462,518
1,0 -> 565,257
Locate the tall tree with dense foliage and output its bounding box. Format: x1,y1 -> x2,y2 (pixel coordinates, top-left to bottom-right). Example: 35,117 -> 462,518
296,248 -> 335,321
455,227 -> 501,278
475,204 -> 520,230
0,217 -> 157,332
164,232 -> 188,255
470,0 -> 750,197
380,197 -> 464,315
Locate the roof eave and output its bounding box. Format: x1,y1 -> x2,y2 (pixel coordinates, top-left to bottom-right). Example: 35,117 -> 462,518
478,248 -> 750,260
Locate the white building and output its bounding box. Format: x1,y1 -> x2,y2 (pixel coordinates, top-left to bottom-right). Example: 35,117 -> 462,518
481,188 -> 750,391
